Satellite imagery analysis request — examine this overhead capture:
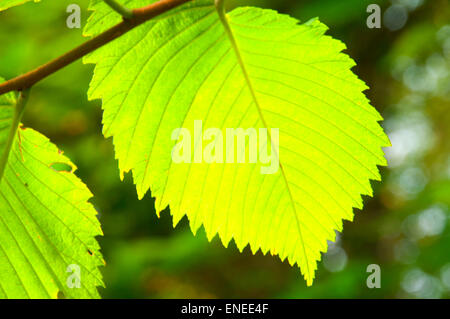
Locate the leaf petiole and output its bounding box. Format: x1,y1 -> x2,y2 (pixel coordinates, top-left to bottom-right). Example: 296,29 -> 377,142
0,88 -> 30,182
103,0 -> 134,19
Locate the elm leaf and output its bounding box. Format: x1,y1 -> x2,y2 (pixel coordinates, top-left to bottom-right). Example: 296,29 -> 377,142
84,0 -> 389,285
0,0 -> 41,12
0,81 -> 104,298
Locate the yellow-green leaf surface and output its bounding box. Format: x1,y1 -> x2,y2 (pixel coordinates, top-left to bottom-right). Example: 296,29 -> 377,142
0,0 -> 40,11
84,0 -> 390,285
0,85 -> 104,298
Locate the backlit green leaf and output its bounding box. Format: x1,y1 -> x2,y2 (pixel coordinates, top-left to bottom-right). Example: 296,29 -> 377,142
0,0 -> 40,12
0,84 -> 104,298
84,0 -> 390,285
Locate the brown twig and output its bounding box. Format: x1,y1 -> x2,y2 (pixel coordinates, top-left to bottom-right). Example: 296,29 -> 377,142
0,0 -> 191,95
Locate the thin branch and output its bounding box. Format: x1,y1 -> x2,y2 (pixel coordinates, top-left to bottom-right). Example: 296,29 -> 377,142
103,0 -> 133,19
0,0 -> 191,95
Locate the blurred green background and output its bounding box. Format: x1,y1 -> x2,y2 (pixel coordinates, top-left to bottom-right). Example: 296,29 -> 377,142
0,0 -> 449,298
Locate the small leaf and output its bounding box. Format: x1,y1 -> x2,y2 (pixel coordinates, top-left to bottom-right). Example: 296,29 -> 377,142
0,83 -> 104,298
0,128 -> 104,298
0,0 -> 41,12
84,0 -> 389,285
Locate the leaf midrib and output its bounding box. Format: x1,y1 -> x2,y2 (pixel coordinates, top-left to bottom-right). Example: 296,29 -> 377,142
215,1 -> 310,277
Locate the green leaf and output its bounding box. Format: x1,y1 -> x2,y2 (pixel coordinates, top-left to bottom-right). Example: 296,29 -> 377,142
0,0 -> 40,11
0,85 -> 104,298
84,0 -> 389,285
